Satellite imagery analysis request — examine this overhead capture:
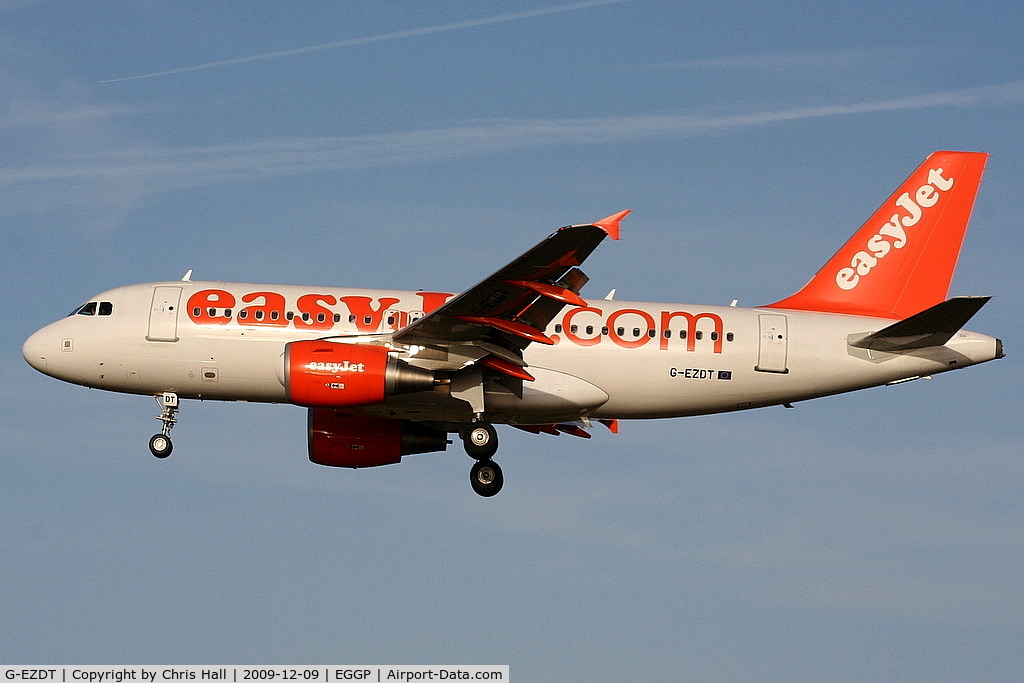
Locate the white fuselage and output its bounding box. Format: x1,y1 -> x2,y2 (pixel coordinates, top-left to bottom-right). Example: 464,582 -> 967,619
22,280 -> 1002,425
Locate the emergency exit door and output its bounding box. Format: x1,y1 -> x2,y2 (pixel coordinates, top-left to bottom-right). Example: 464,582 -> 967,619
147,286 -> 182,342
755,314 -> 788,373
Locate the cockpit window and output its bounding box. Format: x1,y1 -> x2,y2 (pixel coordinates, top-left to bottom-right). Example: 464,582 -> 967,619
67,301 -> 113,317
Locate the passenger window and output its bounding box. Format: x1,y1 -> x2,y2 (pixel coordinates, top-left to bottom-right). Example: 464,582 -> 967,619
726,332 -> 734,342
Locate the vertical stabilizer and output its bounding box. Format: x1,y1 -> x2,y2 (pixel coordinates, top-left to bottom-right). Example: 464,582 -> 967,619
766,151 -> 988,319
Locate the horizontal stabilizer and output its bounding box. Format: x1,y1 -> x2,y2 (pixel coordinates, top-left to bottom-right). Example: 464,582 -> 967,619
850,296 -> 991,352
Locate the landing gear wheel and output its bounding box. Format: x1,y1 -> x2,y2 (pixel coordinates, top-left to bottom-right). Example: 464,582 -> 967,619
470,459 -> 504,497
463,422 -> 498,460
149,433 -> 173,459
150,392 -> 179,459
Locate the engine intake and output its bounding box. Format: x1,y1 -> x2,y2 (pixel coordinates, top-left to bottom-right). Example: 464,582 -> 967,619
282,341 -> 434,407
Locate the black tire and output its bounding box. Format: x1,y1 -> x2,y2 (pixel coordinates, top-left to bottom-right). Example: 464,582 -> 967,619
463,422 -> 498,460
149,433 -> 173,459
470,459 -> 504,497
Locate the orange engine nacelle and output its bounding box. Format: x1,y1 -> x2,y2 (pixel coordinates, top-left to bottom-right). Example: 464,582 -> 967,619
282,341 -> 435,408
308,410 -> 448,468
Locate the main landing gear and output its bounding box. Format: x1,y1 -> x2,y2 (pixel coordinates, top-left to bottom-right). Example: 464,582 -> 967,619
148,392 -> 179,459
462,422 -> 503,497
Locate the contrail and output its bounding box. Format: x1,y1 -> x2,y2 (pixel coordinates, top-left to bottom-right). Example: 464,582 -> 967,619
101,0 -> 627,83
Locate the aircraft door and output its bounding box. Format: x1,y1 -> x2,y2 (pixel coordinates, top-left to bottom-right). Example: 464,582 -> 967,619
755,314 -> 788,373
147,286 -> 182,342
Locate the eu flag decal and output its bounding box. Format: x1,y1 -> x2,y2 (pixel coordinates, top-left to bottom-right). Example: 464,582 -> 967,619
717,370 -> 733,380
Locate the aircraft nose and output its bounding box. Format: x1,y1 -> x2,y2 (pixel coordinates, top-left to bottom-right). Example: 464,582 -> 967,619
22,327 -> 52,374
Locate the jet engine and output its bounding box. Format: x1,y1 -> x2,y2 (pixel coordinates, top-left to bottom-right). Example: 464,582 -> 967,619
282,340 -> 435,407
308,410 -> 448,467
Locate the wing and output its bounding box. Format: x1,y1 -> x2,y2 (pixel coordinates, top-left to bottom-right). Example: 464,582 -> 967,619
392,210 -> 629,375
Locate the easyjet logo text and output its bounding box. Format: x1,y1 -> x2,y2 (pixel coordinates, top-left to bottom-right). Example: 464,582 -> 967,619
552,306 -> 726,353
185,289 -> 454,332
186,289 -> 727,354
835,166 -> 954,291
305,361 -> 365,374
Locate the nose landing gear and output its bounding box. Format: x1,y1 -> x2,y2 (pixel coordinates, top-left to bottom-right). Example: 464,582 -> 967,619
149,392 -> 179,459
462,421 -> 503,497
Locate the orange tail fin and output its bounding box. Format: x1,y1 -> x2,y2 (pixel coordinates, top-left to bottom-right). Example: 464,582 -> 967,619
766,151 -> 988,319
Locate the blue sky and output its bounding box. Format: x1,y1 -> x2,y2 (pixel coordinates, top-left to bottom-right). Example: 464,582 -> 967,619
2,0 -> 1023,678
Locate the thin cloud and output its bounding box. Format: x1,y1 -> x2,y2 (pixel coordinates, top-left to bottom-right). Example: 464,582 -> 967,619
2,78 -> 1022,225
628,47 -> 927,73
7,79 -> 1024,186
0,102 -> 147,128
100,0 -> 628,83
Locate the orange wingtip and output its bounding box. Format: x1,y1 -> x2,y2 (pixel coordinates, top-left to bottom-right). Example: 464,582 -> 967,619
593,209 -> 630,240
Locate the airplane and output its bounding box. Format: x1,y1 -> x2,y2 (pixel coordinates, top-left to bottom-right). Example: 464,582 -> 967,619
23,151 -> 1003,497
